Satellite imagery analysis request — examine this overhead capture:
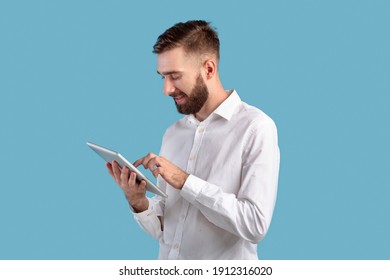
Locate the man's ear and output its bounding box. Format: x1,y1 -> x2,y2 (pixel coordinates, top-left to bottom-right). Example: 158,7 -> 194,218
203,59 -> 217,80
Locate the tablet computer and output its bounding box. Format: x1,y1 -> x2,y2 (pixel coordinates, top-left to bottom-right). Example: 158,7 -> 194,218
86,141 -> 167,198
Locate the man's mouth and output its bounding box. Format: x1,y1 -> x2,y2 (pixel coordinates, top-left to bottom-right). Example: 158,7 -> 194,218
173,94 -> 186,104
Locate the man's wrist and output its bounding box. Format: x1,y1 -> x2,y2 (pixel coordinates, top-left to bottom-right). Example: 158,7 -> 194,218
178,172 -> 190,190
130,198 -> 149,213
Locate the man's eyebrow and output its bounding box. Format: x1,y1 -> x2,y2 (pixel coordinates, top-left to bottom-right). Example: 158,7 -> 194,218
157,70 -> 182,76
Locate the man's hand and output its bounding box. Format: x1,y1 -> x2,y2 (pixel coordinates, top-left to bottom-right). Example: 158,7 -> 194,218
134,153 -> 189,190
106,161 -> 149,213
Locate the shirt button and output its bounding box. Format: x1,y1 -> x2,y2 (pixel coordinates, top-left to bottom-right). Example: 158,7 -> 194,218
174,244 -> 179,250
198,128 -> 204,133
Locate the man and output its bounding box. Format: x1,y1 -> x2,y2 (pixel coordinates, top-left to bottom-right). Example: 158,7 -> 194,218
107,20 -> 280,259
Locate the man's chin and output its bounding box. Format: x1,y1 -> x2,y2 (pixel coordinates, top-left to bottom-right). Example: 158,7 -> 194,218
175,103 -> 191,115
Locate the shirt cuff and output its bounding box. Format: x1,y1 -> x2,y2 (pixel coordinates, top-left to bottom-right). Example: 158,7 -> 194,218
133,208 -> 156,222
180,174 -> 205,203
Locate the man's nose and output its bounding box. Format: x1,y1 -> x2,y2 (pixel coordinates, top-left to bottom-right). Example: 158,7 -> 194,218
163,78 -> 176,95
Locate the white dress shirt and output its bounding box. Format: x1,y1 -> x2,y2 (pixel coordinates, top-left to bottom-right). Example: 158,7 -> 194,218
134,90 -> 280,259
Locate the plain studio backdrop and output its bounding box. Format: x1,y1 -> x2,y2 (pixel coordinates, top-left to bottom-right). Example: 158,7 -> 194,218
0,0 -> 389,259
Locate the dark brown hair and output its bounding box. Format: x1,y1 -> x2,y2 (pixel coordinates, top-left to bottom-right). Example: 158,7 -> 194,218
153,20 -> 220,61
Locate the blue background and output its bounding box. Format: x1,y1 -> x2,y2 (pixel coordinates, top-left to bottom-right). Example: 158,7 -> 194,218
1,0 -> 389,259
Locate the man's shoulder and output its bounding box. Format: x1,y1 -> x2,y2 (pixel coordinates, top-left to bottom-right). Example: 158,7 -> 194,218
235,100 -> 276,129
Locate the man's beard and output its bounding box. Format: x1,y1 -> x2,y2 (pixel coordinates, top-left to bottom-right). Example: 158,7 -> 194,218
173,74 -> 209,115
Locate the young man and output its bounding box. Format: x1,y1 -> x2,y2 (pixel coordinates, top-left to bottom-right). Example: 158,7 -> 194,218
107,20 -> 280,259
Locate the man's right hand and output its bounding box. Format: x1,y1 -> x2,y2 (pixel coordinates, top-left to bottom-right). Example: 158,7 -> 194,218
106,161 -> 149,213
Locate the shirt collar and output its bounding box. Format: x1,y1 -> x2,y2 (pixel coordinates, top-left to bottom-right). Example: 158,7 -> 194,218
213,90 -> 241,121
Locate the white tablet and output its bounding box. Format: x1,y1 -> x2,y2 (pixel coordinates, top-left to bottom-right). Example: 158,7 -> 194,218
86,141 -> 167,198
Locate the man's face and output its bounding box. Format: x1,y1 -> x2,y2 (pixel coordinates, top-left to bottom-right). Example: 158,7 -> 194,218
157,47 -> 209,115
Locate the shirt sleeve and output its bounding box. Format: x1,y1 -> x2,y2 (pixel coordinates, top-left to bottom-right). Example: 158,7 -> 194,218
132,192 -> 165,241
180,119 -> 280,244
133,207 -> 163,241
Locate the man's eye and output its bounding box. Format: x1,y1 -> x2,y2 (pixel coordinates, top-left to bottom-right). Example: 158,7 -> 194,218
171,75 -> 181,80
